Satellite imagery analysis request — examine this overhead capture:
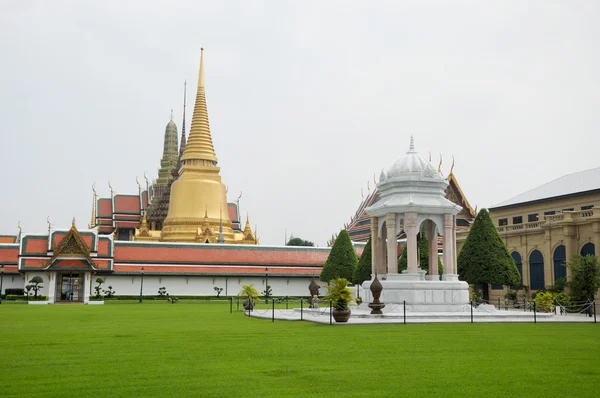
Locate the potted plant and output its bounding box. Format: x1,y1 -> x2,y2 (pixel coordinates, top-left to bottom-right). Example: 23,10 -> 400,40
238,284 -> 260,311
324,278 -> 355,322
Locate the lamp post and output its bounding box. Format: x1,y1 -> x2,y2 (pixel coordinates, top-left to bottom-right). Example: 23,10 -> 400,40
139,267 -> 145,303
265,266 -> 269,304
0,265 -> 4,305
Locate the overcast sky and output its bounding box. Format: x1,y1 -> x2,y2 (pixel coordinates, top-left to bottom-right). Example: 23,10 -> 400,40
1,1 -> 599,246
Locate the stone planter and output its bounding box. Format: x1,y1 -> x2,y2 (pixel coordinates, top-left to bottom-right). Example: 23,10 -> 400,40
332,308 -> 351,323
243,300 -> 254,311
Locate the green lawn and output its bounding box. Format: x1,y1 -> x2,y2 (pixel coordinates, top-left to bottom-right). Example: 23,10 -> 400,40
0,302 -> 598,397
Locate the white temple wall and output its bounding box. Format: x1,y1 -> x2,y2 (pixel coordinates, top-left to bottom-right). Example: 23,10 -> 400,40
96,275 -> 328,297
1,274 -> 24,293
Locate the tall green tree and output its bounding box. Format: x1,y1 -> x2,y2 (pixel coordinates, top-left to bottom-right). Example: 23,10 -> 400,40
353,237 -> 372,285
320,230 -> 358,283
568,254 -> 600,302
286,237 -> 315,247
457,208 -> 520,301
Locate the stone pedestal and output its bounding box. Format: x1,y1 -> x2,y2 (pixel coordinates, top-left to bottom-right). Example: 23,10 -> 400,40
362,273 -> 469,313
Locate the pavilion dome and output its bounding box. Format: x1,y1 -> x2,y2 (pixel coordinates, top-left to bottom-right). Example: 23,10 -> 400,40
385,136 -> 439,180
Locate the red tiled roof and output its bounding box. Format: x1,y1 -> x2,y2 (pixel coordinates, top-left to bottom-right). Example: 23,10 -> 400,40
227,204 -> 238,222
0,246 -> 19,263
0,236 -> 16,244
114,264 -> 318,276
98,198 -> 113,218
114,244 -> 329,266
98,239 -> 111,256
23,237 -> 47,255
114,195 -> 141,214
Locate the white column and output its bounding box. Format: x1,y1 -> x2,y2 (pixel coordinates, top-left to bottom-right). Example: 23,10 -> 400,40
453,215 -> 458,276
83,272 -> 90,304
428,220 -> 439,280
47,273 -> 56,303
370,217 -> 378,277
386,213 -> 397,274
442,214 -> 458,281
405,212 -> 418,273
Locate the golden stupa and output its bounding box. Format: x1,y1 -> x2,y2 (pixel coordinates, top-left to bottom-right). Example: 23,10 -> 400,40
135,49 -> 257,244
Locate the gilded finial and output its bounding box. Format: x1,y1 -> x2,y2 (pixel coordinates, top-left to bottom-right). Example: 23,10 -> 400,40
438,154 -> 443,173
72,217 -> 76,228
47,216 -> 51,232
170,109 -> 174,121
199,47 -> 205,88
407,135 -> 416,153
92,182 -> 96,195
449,155 -> 455,176
136,177 -> 141,194
108,181 -> 114,196
367,181 -> 371,193
373,174 -> 377,185
204,205 -> 208,219
18,221 -> 22,233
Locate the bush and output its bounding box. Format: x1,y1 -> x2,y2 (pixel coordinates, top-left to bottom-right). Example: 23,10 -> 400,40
320,229 -> 358,282
533,291 -> 554,312
6,294 -> 26,301
88,296 -> 104,301
548,277 -> 567,294
353,237 -> 372,285
5,288 -> 24,296
27,295 -> 48,301
504,290 -> 517,301
469,285 -> 483,305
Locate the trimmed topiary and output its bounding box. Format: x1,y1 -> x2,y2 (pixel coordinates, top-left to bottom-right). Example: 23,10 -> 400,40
320,230 -> 358,283
353,237 -> 372,285
457,209 -> 520,301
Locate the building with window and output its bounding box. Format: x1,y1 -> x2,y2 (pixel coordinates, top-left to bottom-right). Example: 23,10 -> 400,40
457,167 -> 600,301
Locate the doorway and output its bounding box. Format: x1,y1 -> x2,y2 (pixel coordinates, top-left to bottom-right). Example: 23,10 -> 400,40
58,273 -> 84,302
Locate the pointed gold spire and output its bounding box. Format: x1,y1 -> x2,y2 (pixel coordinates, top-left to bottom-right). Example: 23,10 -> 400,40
181,48 -> 217,165
90,183 -> 97,228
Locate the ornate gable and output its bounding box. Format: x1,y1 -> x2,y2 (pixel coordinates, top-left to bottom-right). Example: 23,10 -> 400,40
46,221 -> 96,270
445,173 -> 476,223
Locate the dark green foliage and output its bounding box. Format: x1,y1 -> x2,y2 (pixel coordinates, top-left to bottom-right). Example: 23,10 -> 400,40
548,277 -> 567,294
320,230 -> 358,282
457,209 -> 520,288
5,288 -> 24,296
568,254 -> 600,301
158,287 -> 168,297
213,287 -> 223,297
103,286 -> 115,298
95,277 -> 104,298
353,237 -> 372,285
286,237 -> 315,247
28,276 -> 44,298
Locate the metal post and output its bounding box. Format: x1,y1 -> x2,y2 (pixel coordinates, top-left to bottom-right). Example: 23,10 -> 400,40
329,300 -> 332,325
236,297 -> 240,311
139,267 -> 145,303
470,301 -> 473,323
523,297 -> 526,312
286,295 -> 288,310
594,302 -> 597,324
265,266 -> 269,304
533,301 -> 537,324
272,299 -> 275,322
554,299 -> 557,315
230,296 -> 232,314
497,297 -> 500,309
403,300 -> 406,325
301,298 -> 303,320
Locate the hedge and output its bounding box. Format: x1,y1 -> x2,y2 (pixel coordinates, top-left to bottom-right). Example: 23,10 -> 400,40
5,288 -> 24,296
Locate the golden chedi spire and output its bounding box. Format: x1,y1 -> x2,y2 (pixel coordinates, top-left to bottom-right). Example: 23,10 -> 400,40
162,48 -> 235,243
242,214 -> 257,244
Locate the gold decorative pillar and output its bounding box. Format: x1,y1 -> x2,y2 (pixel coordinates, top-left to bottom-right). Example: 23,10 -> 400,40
386,213 -> 397,274
405,212 -> 418,273
428,220 -> 439,280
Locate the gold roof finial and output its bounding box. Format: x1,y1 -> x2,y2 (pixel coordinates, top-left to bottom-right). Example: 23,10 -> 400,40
18,221 -> 22,233
90,183 -> 97,228
108,181 -> 114,197
181,47 -> 217,164
170,108 -> 174,121
367,181 -> 371,193
449,155 -> 455,176
136,177 -> 141,195
72,217 -> 76,228
428,151 -> 432,162
361,188 -> 364,200
438,154 -> 443,173
373,174 -> 377,185
47,216 -> 51,232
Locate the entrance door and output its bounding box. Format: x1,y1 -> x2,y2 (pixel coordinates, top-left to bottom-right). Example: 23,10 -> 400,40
58,273 -> 83,302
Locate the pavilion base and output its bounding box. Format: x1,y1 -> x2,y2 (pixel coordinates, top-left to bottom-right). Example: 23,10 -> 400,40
361,273 -> 469,313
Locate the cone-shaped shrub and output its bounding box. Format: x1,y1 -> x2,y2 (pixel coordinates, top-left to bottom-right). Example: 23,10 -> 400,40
353,236 -> 372,284
457,209 -> 520,287
321,229 -> 358,282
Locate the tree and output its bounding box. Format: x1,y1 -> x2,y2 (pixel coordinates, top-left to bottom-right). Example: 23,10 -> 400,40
568,254 -> 600,302
94,277 -> 105,298
28,276 -> 44,298
354,237 -> 372,285
320,230 -> 358,282
286,237 -> 315,247
213,286 -> 223,297
457,208 -> 520,302
398,226 -> 443,275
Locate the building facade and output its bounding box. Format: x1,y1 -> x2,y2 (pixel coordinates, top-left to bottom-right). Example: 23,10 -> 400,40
457,167 -> 600,301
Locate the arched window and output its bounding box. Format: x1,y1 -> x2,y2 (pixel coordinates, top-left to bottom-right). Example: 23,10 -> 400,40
553,245 -> 567,282
581,242 -> 595,257
511,252 -> 522,285
529,250 -> 545,291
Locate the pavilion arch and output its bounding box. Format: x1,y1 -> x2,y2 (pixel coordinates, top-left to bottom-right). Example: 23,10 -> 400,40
580,242 -> 595,257
417,216 -> 443,239
510,251 -> 523,285
529,249 -> 545,291
553,245 -> 567,283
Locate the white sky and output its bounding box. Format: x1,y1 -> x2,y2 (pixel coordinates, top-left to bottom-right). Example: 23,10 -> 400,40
1,1 -> 599,246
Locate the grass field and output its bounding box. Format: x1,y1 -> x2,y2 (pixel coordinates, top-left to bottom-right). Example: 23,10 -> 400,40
1,301 -> 598,397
